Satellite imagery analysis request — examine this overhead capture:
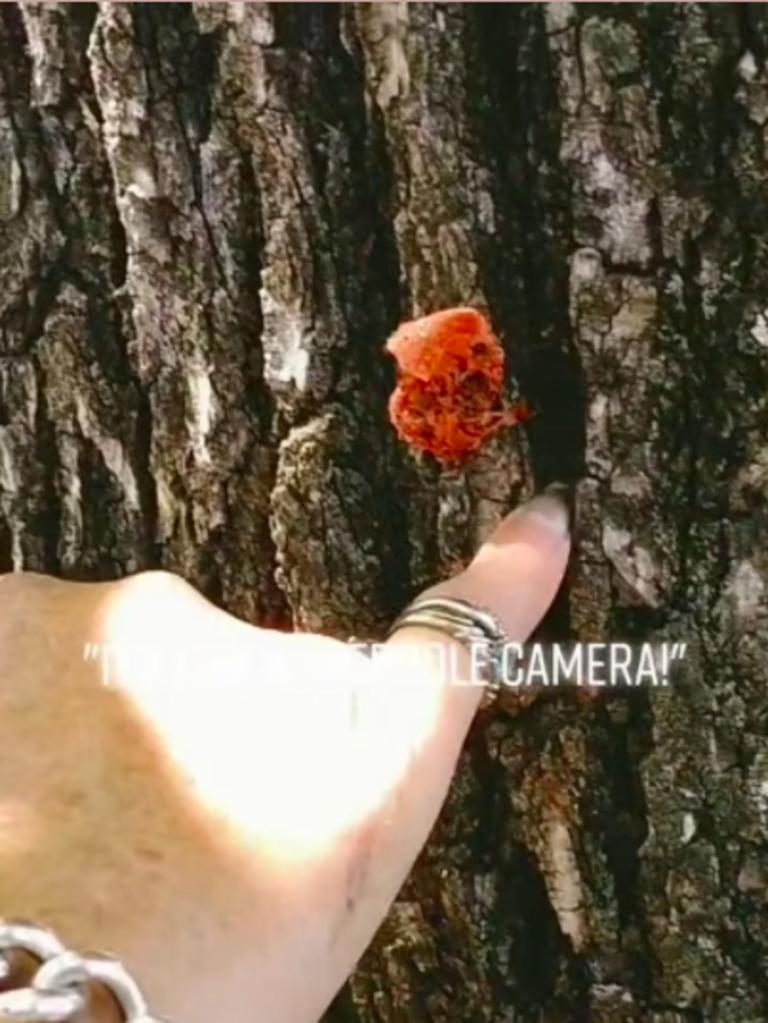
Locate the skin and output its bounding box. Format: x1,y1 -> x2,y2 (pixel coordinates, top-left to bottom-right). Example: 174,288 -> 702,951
0,492 -> 569,1023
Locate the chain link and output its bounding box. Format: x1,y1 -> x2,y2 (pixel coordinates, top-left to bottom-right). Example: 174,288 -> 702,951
0,921 -> 165,1022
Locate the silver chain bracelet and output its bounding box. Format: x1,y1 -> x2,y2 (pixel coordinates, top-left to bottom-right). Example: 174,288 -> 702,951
0,920 -> 164,1022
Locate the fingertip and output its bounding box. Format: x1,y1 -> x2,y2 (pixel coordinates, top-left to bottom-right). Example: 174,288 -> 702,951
493,485 -> 571,545
471,486 -> 572,581
444,486 -> 572,640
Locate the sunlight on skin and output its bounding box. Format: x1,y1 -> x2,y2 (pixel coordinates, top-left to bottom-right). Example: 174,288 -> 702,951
96,506 -> 566,868
97,575 -> 455,863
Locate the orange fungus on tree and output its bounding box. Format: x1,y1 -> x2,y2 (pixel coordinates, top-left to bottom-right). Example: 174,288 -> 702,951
385,307 -> 534,464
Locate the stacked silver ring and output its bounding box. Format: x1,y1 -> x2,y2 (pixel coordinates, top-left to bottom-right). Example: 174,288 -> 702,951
388,595 -> 511,697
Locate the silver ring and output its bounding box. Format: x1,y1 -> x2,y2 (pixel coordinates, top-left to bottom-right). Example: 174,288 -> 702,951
388,594 -> 511,695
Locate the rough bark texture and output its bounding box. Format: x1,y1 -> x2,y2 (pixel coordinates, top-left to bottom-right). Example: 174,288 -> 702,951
1,3 -> 767,1021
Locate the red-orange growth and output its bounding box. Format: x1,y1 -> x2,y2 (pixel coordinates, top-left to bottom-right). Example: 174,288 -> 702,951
385,307 -> 533,464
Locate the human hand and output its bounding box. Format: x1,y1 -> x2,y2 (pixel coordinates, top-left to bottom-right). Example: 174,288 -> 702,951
0,488 -> 569,1023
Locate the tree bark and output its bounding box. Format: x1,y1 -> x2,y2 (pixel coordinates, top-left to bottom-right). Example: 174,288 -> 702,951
1,3 -> 767,1020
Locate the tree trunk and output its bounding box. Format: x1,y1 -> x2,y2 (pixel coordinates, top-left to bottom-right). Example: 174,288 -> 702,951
1,3 -> 767,1020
